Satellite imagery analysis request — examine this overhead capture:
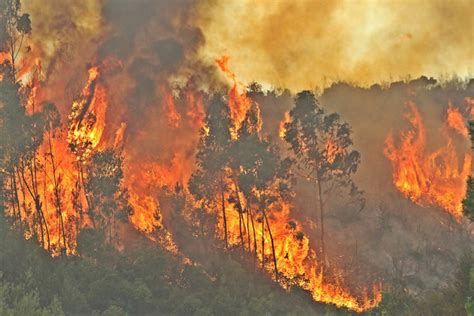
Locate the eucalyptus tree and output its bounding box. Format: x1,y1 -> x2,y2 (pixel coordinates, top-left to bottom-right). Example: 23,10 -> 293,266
284,91 -> 364,261
189,94 -> 233,248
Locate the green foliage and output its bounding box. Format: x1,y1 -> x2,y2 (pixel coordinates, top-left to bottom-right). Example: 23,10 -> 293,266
189,94 -> 233,206
0,213 -> 325,315
464,121 -> 474,222
85,149 -> 132,229
464,176 -> 474,222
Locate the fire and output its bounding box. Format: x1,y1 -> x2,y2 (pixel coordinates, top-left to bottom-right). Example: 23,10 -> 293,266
447,102 -> 469,137
465,97 -> 474,116
202,69 -> 381,311
160,86 -> 181,128
279,111 -> 290,139
216,183 -> 381,312
216,55 -> 252,137
186,90 -> 205,128
67,66 -> 107,161
5,65 -> 110,255
384,101 -> 472,218
325,138 -> 342,164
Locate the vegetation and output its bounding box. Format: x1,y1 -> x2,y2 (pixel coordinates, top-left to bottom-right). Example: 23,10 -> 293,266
463,120 -> 474,221
0,212 -> 330,315
283,91 -> 364,261
0,1 -> 472,315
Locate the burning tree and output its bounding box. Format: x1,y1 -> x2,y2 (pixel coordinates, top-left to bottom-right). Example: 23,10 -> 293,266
0,54 -> 52,250
84,148 -> 131,242
188,94 -> 233,248
228,104 -> 293,283
0,0 -> 31,80
283,91 -> 364,261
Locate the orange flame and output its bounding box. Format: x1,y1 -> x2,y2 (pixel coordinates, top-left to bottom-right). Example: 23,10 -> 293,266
203,72 -> 382,311
384,101 -> 472,219
67,66 -> 107,161
161,86 -> 181,128
279,111 -> 291,139
217,187 -> 381,312
216,55 -> 252,137
447,102 -> 468,137
7,66 -> 111,255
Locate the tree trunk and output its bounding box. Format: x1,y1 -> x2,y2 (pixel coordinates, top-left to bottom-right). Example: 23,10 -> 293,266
316,177 -> 326,265
10,172 -> 22,232
79,162 -> 95,228
245,209 -> 251,251
220,180 -> 228,248
19,161 -> 48,249
233,181 -> 246,250
249,208 -> 257,259
261,215 -> 265,269
263,210 -> 279,284
48,133 -> 66,254
13,169 -> 23,232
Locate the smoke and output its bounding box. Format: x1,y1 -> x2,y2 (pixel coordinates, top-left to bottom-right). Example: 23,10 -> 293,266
12,0 -> 474,305
196,0 -> 473,91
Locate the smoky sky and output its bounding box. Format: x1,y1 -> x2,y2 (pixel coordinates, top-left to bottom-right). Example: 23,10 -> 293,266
196,0 -> 474,91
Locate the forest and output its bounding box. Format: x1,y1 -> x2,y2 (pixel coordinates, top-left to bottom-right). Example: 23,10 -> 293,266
0,0 -> 473,315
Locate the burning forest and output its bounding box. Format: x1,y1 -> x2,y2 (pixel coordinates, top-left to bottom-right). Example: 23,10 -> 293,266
0,0 -> 473,315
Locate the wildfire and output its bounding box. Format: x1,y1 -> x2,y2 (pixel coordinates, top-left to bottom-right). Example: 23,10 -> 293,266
5,65 -> 111,255
186,90 -> 205,128
217,184 -> 381,312
384,101 -> 472,219
279,111 -> 290,139
447,102 -> 469,137
67,66 -> 107,161
161,86 -> 181,128
325,138 -> 342,164
216,55 -> 252,138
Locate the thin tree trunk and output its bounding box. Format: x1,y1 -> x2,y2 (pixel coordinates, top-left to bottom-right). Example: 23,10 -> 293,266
249,208 -> 257,259
245,209 -> 251,251
233,180 -> 245,250
42,168 -> 51,251
10,173 -> 22,232
12,169 -> 23,232
316,177 -> 326,266
19,159 -> 48,248
48,132 -> 66,254
263,210 -> 279,284
261,214 -> 265,269
78,162 -> 95,228
220,180 -> 228,248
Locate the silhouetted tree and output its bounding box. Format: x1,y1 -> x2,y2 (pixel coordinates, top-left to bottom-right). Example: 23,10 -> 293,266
462,120 -> 474,221
1,0 -> 31,80
284,91 -> 364,262
189,94 -> 233,248
85,148 -> 131,242
42,102 -> 67,252
229,104 -> 292,284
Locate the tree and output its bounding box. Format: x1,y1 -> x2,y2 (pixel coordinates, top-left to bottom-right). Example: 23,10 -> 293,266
229,104 -> 293,283
284,91 -> 364,262
0,59 -> 47,243
462,120 -> 474,221
0,0 -> 53,249
42,102 -> 68,253
0,0 -> 32,80
84,148 -> 131,242
189,94 -> 233,248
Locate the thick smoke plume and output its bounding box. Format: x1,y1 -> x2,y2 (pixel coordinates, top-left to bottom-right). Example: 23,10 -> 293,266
2,0 -> 472,312
196,0 -> 473,90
